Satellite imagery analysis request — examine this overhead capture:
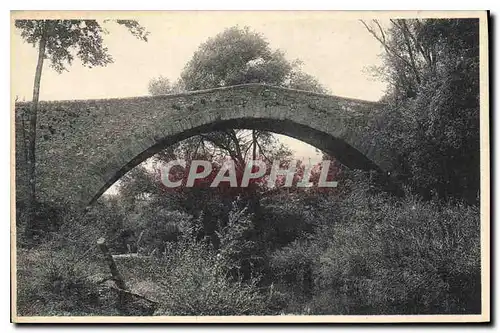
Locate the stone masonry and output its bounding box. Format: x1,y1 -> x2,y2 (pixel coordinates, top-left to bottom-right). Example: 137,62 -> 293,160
14,84 -> 392,208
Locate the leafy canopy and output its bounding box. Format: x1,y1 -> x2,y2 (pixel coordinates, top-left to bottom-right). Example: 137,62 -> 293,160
15,19 -> 149,73
180,26 -> 327,93
362,19 -> 480,202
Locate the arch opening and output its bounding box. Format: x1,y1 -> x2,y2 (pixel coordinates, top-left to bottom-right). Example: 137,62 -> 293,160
90,117 -> 382,205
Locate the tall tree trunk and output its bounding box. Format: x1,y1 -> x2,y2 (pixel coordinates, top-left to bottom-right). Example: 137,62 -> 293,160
25,21 -> 48,237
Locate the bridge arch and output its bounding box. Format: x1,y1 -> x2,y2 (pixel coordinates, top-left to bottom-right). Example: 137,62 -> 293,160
15,84 -> 391,208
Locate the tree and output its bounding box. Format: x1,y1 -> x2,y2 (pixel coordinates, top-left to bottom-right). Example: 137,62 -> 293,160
129,26 -> 329,217
147,76 -> 185,95
361,19 -> 480,203
114,26 -> 329,249
15,19 -> 149,236
148,26 -> 326,171
180,26 -> 327,92
148,75 -> 173,95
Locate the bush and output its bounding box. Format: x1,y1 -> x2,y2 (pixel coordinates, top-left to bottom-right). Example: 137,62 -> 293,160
306,175 -> 481,315
16,201 -> 153,316
155,241 -> 267,315
16,247 -> 110,316
16,171 -> 480,317
16,200 -> 71,248
270,240 -> 318,295
131,209 -> 193,255
122,203 -> 270,316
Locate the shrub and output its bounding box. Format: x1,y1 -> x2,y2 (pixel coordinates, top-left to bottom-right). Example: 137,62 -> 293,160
308,176 -> 481,315
269,240 -> 318,295
132,209 -> 193,255
16,247 -> 110,316
216,204 -> 264,278
156,241 -> 267,315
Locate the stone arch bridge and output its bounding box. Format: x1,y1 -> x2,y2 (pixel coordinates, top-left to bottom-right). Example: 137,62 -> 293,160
15,84 -> 393,209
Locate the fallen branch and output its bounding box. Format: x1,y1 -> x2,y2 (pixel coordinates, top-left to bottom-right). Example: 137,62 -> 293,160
97,237 -> 128,308
108,284 -> 159,305
97,237 -> 127,291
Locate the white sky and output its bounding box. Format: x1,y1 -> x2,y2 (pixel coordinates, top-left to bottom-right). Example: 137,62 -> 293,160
11,12 -> 387,168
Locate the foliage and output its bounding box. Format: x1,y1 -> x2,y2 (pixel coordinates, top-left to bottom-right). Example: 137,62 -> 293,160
276,172 -> 481,315
15,18 -> 149,238
216,203 -> 263,278
362,19 -> 480,203
147,76 -> 185,95
180,26 -> 326,93
270,240 -> 317,295
140,26 -> 324,195
148,75 -> 173,96
16,19 -> 482,317
155,241 -> 267,316
17,173 -> 480,316
16,245 -> 112,316
15,19 -> 149,73
130,209 -> 192,255
143,204 -> 270,315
